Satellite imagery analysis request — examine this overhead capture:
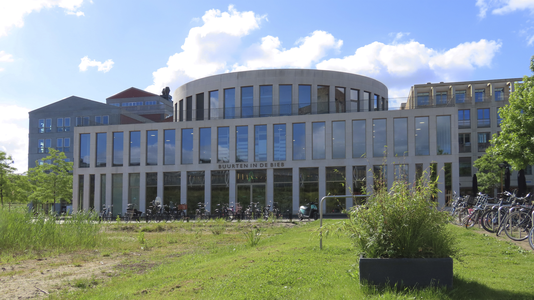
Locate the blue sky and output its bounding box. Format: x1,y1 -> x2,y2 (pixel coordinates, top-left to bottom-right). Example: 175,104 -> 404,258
1,0 -> 534,172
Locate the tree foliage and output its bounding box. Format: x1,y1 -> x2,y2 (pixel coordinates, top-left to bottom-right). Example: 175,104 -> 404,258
473,151 -> 503,194
27,148 -> 73,205
0,151 -> 16,207
490,56 -> 534,170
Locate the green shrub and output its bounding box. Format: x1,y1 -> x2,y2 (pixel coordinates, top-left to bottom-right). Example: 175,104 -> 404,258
341,174 -> 458,259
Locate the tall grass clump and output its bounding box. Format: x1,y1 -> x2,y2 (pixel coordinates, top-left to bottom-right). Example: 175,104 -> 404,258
341,173 -> 458,259
0,207 -> 101,256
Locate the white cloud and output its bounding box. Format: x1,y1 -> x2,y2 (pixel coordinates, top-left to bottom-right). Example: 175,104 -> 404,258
477,0 -> 534,17
0,0 -> 85,37
316,39 -> 501,86
78,56 -> 114,73
67,10 -> 85,17
146,5 -> 266,94
0,104 -> 30,173
0,51 -> 13,62
230,31 -> 343,72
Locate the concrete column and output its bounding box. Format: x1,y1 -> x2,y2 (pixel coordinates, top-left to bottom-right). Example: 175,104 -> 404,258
266,168 -> 274,207
204,170 -> 211,211
293,167 -> 300,214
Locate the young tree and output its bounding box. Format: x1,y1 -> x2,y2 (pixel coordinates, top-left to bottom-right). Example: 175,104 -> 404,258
28,148 -> 73,209
0,151 -> 16,208
491,56 -> 534,170
473,152 -> 503,194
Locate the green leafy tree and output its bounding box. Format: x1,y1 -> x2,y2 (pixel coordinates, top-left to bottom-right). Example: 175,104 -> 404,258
0,151 -> 16,208
491,56 -> 534,170
473,151 -> 503,194
28,148 -> 73,209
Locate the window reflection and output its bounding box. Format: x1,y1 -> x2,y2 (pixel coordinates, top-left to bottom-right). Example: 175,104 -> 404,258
130,131 -> 141,166
279,85 -> 292,116
352,120 -> 366,158
317,85 -> 329,114
298,85 -> 311,115
113,132 -> 123,167
199,128 -> 211,163
255,125 -> 267,162
79,133 -> 90,168
373,119 -> 386,157
236,126 -> 248,162
218,127 -> 230,163
394,118 -> 408,156
415,117 -> 429,155
146,130 -> 158,166
241,87 -> 253,118
312,122 -> 325,159
332,121 -> 345,159
182,128 -> 193,164
224,88 -> 235,119
437,116 -> 451,155
209,91 -> 219,120
164,129 -> 175,165
260,85 -> 273,117
96,133 -> 107,167
293,123 -> 306,160
274,124 -> 286,161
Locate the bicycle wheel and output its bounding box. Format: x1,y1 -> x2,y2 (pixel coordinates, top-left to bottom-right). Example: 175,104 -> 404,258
529,226 -> 534,250
481,209 -> 499,233
464,210 -> 479,228
456,207 -> 469,226
504,211 -> 530,241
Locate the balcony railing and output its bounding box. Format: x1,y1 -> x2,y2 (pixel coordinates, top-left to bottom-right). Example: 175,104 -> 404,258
413,95 -> 509,108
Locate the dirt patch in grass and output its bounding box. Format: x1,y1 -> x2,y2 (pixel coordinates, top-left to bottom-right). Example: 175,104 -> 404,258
115,260 -> 160,275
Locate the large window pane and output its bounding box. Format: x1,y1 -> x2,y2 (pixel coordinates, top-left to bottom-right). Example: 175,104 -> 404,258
186,96 -> 192,121
112,174 -> 123,216
312,122 -> 325,159
317,85 -> 329,114
335,87 -> 346,113
196,93 -> 204,121
394,118 -> 408,156
459,157 -> 471,177
209,90 -> 219,120
164,172 -> 180,207
299,168 -> 318,206
241,86 -> 253,118
255,125 -> 267,162
181,128 -> 193,164
211,171 -> 229,209
146,173 -> 157,210
100,174 -> 106,209
293,123 -> 306,160
458,109 -> 471,129
477,108 -> 490,128
199,128 -> 211,163
326,167 -> 346,212
437,116 -> 451,155
129,173 -> 140,210
394,164 -> 409,182
274,169 -> 292,213
415,117 -> 429,156
146,130 -> 158,165
332,121 -> 345,159
274,124 -> 286,161
373,119 -> 387,157
79,133 -> 90,168
218,127 -> 230,163
362,92 -> 370,112
456,90 -> 466,104
279,85 -> 292,116
224,88 -> 235,119
417,92 -> 429,106
186,171 -> 205,217
459,133 -> 471,153
353,166 -> 366,197
236,126 -> 248,162
96,133 -> 107,167
298,85 -> 311,115
373,165 -> 387,191
130,131 -> 140,166
352,120 -> 366,158
164,129 -> 175,165
260,85 -> 273,117
350,89 -> 359,112
112,132 -> 123,167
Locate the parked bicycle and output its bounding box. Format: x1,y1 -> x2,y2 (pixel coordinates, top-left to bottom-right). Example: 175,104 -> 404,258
195,202 -> 210,220
100,204 -> 113,222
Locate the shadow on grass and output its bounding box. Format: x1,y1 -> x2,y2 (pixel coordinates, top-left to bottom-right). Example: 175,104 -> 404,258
360,275 -> 534,300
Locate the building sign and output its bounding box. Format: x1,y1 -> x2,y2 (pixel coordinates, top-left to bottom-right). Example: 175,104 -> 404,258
218,162 -> 285,170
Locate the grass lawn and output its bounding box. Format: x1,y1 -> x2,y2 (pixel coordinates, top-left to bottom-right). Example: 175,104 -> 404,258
2,219 -> 534,299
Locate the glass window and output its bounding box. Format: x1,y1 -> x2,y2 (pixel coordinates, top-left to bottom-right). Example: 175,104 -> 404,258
393,118 -> 408,156
211,171 -> 228,208
373,94 -> 379,111
64,117 -> 71,131
178,100 -> 183,122
100,174 -> 106,209
417,92 -> 429,106
477,108 -> 490,128
274,124 -> 286,161
199,128 -> 211,164
236,126 -> 248,162
38,139 -> 44,153
145,173 -> 157,209
436,91 -> 447,105
326,167 -> 346,212
57,118 -> 64,132
317,85 -> 329,114
260,85 -> 273,117
45,118 -> 52,132
129,131 -> 141,166
196,93 -> 204,121
164,129 -> 175,165
458,109 -> 471,129
96,133 -> 107,167
335,87 -> 346,113
274,169 -> 292,213
279,85 -> 292,116
299,168 -> 318,206
373,165 -> 387,190
373,119 -> 387,157
459,133 -> 471,153
209,91 -> 219,120
146,130 -> 158,166
352,120 -> 366,158
495,88 -> 504,101
164,172 -> 180,207
186,96 -> 193,121
478,132 -> 491,152
112,174 -> 122,216
241,86 -> 253,118
475,89 -> 485,102
298,85 -> 311,115
113,132 -> 123,167
186,171 -> 205,217
254,125 -> 267,162
459,157 -> 471,177
181,128 -> 193,164
312,122 -> 325,159
64,138 -> 70,152
437,116 -> 451,155
332,121 -> 345,159
350,89 -> 359,112
415,117 -> 429,156
455,90 -> 466,103
293,123 -> 306,160
129,173 -> 140,210
394,164 -> 409,182
79,133 -> 90,168
56,138 -> 63,152
224,88 -> 235,119
45,139 -> 51,153
95,116 -> 101,125
38,119 -> 45,133
217,127 -> 230,163
353,166 -> 366,197
363,92 -> 370,112
83,116 -> 89,126
103,115 -> 109,125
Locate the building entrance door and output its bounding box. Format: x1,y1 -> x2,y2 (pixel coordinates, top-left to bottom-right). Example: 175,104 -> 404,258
236,184 -> 266,215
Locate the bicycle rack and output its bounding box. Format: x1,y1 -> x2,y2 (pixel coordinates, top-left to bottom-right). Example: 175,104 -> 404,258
319,195 -> 368,250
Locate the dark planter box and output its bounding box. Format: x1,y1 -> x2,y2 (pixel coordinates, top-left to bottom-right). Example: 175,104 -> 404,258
359,257 -> 453,289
